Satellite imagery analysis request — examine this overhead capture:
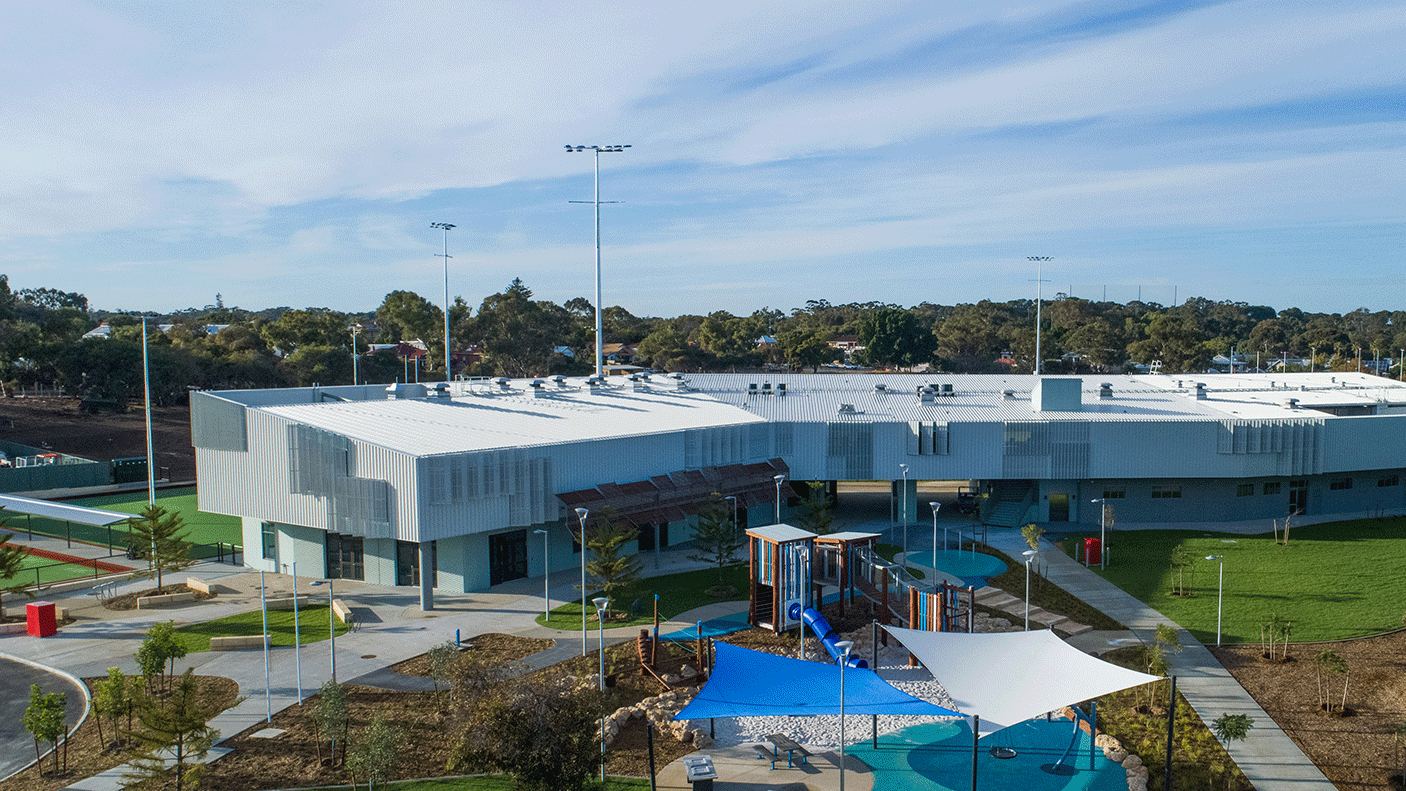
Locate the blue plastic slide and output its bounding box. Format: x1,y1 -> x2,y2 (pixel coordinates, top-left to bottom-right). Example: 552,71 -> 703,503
788,603 -> 869,668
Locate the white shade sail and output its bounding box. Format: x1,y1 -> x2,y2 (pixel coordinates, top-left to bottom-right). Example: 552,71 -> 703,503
885,625 -> 1161,735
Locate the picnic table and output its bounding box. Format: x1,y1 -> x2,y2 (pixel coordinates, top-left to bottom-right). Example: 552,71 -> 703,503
765,733 -> 811,768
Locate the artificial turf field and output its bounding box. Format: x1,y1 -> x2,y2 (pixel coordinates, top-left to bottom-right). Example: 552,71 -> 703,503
1,486 -> 242,557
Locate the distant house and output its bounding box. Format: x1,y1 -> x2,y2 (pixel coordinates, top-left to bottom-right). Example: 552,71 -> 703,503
756,335 -> 777,347
827,335 -> 859,353
81,324 -> 111,340
602,342 -> 639,364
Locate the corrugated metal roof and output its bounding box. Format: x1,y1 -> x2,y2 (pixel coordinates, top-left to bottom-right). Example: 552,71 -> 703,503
745,524 -> 815,542
257,382 -> 764,456
681,372 -> 1406,423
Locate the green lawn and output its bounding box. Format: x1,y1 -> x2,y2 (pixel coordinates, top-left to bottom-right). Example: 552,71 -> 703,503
1069,517 -> 1406,643
0,486 -> 243,558
536,562 -> 751,630
170,603 -> 350,653
381,777 -> 650,791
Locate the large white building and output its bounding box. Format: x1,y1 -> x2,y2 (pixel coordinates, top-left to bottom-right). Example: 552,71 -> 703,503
191,372 -> 1406,607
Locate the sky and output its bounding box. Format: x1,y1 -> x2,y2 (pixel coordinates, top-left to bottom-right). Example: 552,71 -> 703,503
0,0 -> 1402,318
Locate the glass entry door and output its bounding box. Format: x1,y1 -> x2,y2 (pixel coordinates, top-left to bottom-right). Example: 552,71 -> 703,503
488,530 -> 528,586
1048,492 -> 1070,522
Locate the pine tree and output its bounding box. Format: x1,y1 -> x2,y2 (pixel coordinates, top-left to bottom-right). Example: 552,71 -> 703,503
585,522 -> 642,617
124,669 -> 219,791
687,496 -> 741,583
126,505 -> 192,589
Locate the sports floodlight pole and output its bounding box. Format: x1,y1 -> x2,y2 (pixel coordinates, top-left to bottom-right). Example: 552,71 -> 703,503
576,507 -> 590,655
565,144 -> 631,378
774,474 -> 786,524
535,529 -> 549,618
1028,257 -> 1052,374
1206,555 -> 1224,646
431,223 -> 455,381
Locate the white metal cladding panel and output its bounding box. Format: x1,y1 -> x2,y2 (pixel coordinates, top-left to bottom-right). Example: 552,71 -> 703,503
1085,421 -> 1291,479
417,449 -> 556,540
1321,416 -> 1406,473
199,409 -> 413,536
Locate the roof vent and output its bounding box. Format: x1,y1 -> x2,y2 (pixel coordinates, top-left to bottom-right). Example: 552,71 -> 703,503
919,386 -> 935,403
1195,382 -> 1208,400
838,403 -> 857,414
761,383 -> 772,395
941,383 -> 954,396
432,382 -> 451,398
1284,398 -> 1299,409
586,376 -> 603,388
1003,389 -> 1016,400
776,383 -> 786,396
495,377 -> 511,389
873,383 -> 887,393
552,375 -> 568,386
1099,382 -> 1113,399
529,379 -> 545,388
1269,381 -> 1275,388
748,383 -> 758,396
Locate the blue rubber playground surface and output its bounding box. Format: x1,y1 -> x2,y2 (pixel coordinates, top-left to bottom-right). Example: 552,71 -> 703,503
853,718 -> 1126,791
905,549 -> 1008,587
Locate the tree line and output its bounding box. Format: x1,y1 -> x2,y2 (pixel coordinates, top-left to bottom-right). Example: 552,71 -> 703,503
3,273 -> 1404,408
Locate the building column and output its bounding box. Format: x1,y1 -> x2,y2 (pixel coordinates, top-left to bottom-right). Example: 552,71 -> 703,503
419,540 -> 434,611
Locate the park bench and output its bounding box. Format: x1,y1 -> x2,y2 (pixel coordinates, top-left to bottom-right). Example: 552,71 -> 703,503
137,591 -> 195,608
209,634 -> 272,650
185,577 -> 213,595
753,744 -> 777,768
765,733 -> 810,768
331,599 -> 353,625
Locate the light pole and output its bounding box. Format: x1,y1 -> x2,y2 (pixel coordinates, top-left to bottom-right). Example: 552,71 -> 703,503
575,508 -> 590,655
1028,256 -> 1052,374
140,315 -> 156,565
565,144 -> 631,378
292,561 -> 302,704
431,223 -> 455,382
1091,498 -> 1108,570
930,501 -> 941,563
1311,346 -> 1317,374
898,464 -> 909,566
1023,550 -> 1038,630
835,639 -> 855,791
311,578 -> 337,682
1206,555 -> 1224,646
534,529 -> 549,619
349,325 -> 360,385
774,474 -> 786,524
594,596 -> 610,783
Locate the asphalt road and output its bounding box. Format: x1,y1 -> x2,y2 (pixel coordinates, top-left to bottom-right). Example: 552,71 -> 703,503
0,657 -> 86,779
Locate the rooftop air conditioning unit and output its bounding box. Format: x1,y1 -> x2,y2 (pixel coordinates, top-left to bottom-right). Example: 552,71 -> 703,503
1099,383 -> 1113,400
776,383 -> 786,396
838,403 -> 857,414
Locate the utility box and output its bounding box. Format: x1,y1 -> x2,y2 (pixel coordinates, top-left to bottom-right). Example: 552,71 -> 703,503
26,601 -> 57,637
1082,537 -> 1102,566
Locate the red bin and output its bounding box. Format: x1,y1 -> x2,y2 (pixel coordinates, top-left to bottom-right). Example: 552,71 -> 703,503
26,601 -> 57,637
1082,537 -> 1102,566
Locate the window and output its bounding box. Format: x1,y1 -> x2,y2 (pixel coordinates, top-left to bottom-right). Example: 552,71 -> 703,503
1151,487 -> 1182,499
1262,482 -> 1281,495
1236,484 -> 1254,497
261,521 -> 277,560
1378,475 -> 1399,487
1329,478 -> 1353,491
1101,490 -> 1125,500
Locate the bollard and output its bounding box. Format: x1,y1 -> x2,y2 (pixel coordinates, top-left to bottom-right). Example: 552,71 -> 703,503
456,628 -> 461,647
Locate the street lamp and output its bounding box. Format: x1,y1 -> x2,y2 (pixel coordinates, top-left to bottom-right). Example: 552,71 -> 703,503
575,508 -> 590,655
1028,256 -> 1053,374
1090,498 -> 1108,570
349,325 -> 360,385
1206,555 -> 1224,646
431,223 -> 455,382
1023,550 -> 1038,630
835,639 -> 855,791
898,464 -> 909,566
593,596 -> 610,783
565,144 -> 631,378
929,501 -> 942,562
534,529 -> 549,619
774,474 -> 786,524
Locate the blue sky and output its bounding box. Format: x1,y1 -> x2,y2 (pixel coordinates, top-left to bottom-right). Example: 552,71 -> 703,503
0,0 -> 1401,317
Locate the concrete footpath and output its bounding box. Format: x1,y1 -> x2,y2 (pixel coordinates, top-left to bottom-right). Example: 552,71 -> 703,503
985,529 -> 1334,791
0,546 -> 731,790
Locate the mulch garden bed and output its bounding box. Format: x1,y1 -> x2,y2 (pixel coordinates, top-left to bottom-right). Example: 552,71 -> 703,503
387,633 -> 553,677
1,675 -> 240,791
1212,631 -> 1406,790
